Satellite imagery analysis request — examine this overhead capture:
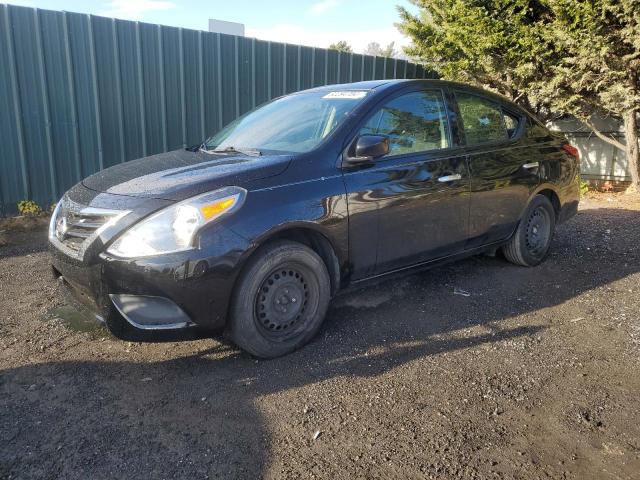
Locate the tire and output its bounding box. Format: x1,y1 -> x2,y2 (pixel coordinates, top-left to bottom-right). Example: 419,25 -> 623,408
228,240 -> 331,358
502,194 -> 556,267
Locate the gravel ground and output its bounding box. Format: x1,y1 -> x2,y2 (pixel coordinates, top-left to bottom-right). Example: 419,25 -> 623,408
1,193 -> 639,479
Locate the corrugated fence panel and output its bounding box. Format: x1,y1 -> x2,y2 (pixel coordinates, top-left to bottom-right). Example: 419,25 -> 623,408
40,9 -> 81,197
338,52 -> 350,83
160,25 -> 184,151
238,36 -> 254,114
299,46 -> 313,90
384,57 -> 395,79
374,57 -> 385,80
202,31 -> 221,137
139,22 -> 164,156
406,61 -> 416,79
285,43 -> 299,94
117,19 -> 144,161
219,33 -> 237,126
396,59 -> 407,80
10,6 -> 55,205
351,53 -> 363,81
67,12 -> 101,177
0,4 -> 433,214
326,49 -> 338,85
363,55 -> 374,80
253,39 -> 270,105
182,28 -> 203,147
0,5 -> 28,210
312,48 -> 326,87
269,42 -> 285,98
93,15 -> 124,168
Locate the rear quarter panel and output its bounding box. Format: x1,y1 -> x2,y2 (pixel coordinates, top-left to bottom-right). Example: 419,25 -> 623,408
527,119 -> 580,220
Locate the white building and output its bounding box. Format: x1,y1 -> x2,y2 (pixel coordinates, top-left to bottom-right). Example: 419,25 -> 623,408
208,19 -> 245,37
548,116 -> 631,182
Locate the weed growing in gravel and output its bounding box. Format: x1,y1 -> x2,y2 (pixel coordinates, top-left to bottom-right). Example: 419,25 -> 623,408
580,180 -> 589,197
17,200 -> 43,216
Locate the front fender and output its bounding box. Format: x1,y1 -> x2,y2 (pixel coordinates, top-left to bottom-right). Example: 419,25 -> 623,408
218,176 -> 350,275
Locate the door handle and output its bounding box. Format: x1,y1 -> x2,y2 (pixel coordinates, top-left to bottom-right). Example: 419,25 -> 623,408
437,173 -> 462,183
523,162 -> 539,169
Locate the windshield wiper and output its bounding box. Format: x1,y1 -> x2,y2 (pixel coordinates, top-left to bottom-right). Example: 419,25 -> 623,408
209,146 -> 262,156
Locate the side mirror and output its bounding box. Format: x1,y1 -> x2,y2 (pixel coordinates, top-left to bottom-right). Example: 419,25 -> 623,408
347,135 -> 390,164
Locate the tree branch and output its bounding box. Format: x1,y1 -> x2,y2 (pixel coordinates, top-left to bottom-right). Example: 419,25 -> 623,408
583,118 -> 626,151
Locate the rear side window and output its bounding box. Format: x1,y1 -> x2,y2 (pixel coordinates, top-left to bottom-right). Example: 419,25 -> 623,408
503,111 -> 519,138
456,92 -> 508,145
360,90 -> 450,156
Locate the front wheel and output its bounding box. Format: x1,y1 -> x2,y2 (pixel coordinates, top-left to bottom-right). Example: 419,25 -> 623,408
228,240 -> 331,358
502,194 -> 556,267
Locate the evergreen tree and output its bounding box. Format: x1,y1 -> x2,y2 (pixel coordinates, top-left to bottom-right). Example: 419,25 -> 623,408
398,0 -> 640,186
329,40 -> 353,53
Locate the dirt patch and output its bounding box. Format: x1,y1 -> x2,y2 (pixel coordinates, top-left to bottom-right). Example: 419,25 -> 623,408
1,194 -> 639,479
0,215 -> 50,248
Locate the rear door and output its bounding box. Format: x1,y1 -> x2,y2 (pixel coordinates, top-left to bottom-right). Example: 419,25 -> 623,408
454,91 -> 540,248
343,87 -> 470,277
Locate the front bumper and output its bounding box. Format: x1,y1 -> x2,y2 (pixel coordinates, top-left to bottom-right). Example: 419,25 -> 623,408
50,224 -> 251,331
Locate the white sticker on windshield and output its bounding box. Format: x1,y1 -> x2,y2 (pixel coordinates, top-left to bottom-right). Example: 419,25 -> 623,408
322,91 -> 367,99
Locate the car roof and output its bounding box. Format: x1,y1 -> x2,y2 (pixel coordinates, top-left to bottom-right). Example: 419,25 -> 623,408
303,78 -> 466,91
294,79 -> 526,114
298,79 -> 396,93
302,78 -> 493,95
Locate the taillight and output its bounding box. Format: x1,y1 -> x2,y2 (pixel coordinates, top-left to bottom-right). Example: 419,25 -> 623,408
562,143 -> 579,159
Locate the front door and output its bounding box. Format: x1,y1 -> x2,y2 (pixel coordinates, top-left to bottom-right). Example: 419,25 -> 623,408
343,88 -> 470,277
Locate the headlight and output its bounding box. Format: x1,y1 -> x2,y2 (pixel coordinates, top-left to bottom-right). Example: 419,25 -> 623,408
107,186 -> 246,258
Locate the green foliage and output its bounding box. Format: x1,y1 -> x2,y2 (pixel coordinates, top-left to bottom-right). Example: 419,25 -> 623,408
398,0 -> 551,114
398,0 -> 640,184
17,200 -> 42,216
398,0 -> 639,118
536,0 -> 640,116
580,180 -> 589,196
328,41 -> 353,53
364,41 -> 398,58
457,92 -> 508,144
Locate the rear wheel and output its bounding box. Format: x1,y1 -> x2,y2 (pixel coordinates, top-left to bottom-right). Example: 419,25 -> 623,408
502,194 -> 556,267
228,240 -> 331,358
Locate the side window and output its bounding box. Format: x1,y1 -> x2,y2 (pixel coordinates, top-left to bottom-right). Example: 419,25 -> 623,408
503,111 -> 519,138
456,92 -> 508,145
359,90 -> 450,156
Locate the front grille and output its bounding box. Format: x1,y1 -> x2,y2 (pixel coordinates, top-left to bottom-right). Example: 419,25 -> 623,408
50,197 -> 128,259
60,210 -> 114,252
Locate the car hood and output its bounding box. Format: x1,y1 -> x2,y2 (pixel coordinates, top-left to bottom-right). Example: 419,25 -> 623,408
81,149 -> 292,201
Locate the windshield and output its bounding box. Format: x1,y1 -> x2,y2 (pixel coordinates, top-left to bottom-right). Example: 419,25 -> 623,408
203,90 -> 369,154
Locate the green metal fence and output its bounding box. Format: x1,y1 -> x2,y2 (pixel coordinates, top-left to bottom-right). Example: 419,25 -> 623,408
0,4 -> 432,214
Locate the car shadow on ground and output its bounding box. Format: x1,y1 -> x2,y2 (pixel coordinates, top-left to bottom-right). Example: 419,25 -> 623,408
1,207 -> 639,478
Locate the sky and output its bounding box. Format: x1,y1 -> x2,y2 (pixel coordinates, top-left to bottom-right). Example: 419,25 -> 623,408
5,0 -> 418,53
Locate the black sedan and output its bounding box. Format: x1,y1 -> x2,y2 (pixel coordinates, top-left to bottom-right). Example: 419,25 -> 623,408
50,79 -> 580,358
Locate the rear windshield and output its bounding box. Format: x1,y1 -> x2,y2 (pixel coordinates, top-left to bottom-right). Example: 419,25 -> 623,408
204,90 -> 369,153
